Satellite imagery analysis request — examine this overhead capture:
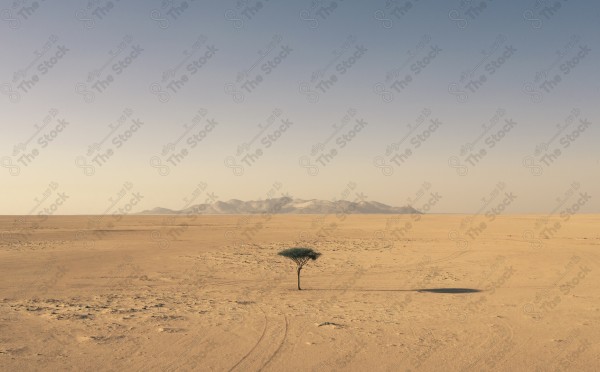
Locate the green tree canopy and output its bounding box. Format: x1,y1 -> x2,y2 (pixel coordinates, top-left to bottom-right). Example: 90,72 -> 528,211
278,247 -> 321,290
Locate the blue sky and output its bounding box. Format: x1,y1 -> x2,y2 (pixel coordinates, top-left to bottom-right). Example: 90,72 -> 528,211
1,0 -> 599,214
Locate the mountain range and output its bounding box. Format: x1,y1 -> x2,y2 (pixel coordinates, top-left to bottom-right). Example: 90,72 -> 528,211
137,196 -> 420,215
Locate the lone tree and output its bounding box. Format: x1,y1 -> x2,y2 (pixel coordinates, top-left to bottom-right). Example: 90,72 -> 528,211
278,247 -> 321,290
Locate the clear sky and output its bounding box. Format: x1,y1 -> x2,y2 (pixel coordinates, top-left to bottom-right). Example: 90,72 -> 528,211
1,0 -> 599,214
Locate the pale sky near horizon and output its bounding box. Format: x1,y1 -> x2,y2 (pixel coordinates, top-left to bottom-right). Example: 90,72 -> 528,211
1,0 -> 599,215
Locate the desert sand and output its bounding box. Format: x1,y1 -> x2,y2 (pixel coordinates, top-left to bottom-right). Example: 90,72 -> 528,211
0,214 -> 599,371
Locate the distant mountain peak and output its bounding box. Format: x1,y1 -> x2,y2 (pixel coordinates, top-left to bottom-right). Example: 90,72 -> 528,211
137,197 -> 421,215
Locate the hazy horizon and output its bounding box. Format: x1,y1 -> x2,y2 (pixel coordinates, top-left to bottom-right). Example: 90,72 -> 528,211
2,1 -> 599,215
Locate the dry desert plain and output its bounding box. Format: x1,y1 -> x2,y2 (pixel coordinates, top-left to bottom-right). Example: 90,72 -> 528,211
0,214 -> 599,371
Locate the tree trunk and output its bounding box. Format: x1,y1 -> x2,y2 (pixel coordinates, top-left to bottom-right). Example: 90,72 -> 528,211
297,267 -> 302,290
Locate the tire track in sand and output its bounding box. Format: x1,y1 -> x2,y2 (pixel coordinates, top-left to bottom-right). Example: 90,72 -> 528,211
229,306 -> 288,372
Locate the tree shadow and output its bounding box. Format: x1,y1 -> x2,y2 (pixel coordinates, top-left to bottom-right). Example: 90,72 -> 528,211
416,288 -> 481,294
304,287 -> 482,294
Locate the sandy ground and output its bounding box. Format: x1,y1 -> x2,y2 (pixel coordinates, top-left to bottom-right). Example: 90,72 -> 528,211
0,214 -> 599,371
